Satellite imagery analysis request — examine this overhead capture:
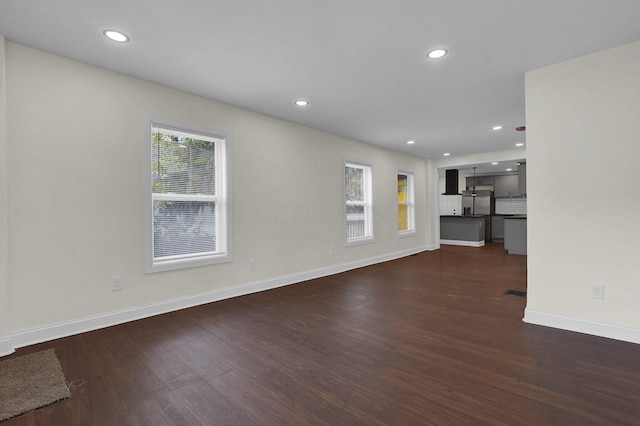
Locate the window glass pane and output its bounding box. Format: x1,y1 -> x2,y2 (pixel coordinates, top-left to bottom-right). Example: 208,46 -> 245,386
345,166 -> 364,202
153,200 -> 216,258
398,174 -> 408,203
152,131 -> 216,196
345,162 -> 372,242
347,204 -> 366,239
398,173 -> 414,233
398,204 -> 408,231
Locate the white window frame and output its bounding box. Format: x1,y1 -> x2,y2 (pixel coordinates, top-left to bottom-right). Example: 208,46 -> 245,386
143,119 -> 232,273
344,160 -> 374,245
397,171 -> 416,237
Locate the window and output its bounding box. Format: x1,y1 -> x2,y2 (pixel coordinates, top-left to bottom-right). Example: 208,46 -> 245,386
345,162 -> 373,243
144,122 -> 231,272
398,172 -> 415,235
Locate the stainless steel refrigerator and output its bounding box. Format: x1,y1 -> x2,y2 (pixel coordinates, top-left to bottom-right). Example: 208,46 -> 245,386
462,190 -> 495,216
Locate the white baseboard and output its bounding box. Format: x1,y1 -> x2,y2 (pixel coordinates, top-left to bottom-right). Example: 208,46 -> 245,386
0,337 -> 14,357
440,239 -> 485,247
6,246 -> 432,353
523,308 -> 640,344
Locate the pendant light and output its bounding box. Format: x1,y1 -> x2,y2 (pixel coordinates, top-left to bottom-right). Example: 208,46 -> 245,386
472,167 -> 477,196
472,167 -> 477,216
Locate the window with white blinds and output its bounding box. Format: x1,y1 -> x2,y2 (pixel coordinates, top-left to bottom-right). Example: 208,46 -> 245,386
145,123 -> 231,272
345,161 -> 373,244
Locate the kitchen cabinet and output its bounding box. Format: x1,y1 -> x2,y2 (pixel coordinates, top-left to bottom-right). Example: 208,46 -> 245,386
440,216 -> 485,245
504,217 -> 527,255
465,176 -> 494,189
494,175 -> 521,197
518,163 -> 527,195
491,216 -> 505,241
439,195 -> 462,216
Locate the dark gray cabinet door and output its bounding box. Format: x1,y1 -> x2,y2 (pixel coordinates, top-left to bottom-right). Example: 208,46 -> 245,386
494,176 -> 510,197
491,216 -> 505,240
494,175 -> 520,197
504,218 -> 527,255
466,176 -> 494,189
518,163 -> 527,195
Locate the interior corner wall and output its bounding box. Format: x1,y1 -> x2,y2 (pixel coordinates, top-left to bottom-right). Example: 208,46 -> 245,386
424,158 -> 439,249
4,42 -> 431,348
524,40 -> 640,343
0,35 -> 12,355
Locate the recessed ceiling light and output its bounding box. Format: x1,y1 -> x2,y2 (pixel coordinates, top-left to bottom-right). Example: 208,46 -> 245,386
491,162 -> 499,165
492,125 -> 503,131
516,143 -> 525,147
407,140 -> 415,145
427,49 -> 448,59
506,168 -> 513,172
295,100 -> 309,107
103,29 -> 129,43
443,152 -> 451,157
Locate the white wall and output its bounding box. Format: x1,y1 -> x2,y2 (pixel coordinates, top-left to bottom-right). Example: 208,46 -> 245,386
3,42 -> 433,353
524,40 -> 640,343
0,35 -> 10,355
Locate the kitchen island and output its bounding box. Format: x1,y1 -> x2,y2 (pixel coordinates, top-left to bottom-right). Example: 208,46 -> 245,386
440,215 -> 486,247
504,216 -> 527,255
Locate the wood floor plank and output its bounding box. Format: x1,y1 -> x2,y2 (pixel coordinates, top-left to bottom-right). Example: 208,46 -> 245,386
206,370 -> 298,425
3,243 -> 640,425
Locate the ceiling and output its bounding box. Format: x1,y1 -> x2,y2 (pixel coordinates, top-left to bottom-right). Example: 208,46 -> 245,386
1,1 -> 639,160
446,160 -> 526,178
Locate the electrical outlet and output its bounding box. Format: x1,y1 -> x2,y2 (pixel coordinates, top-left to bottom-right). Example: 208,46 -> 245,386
248,260 -> 256,271
590,284 -> 604,300
330,246 -> 335,256
111,275 -> 123,291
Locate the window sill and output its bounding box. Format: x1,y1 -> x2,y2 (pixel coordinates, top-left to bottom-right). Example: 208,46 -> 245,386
145,252 -> 232,274
345,236 -> 374,247
398,230 -> 417,238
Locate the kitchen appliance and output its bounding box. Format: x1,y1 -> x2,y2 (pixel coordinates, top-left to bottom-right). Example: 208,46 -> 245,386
444,169 -> 460,195
462,190 -> 495,216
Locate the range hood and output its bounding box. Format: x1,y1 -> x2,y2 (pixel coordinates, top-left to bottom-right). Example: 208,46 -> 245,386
444,169 -> 459,195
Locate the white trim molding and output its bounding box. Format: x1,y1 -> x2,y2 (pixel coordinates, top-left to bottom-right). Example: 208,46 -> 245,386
0,338 -> 14,357
6,246 -> 433,354
440,239 -> 485,247
0,35 -> 11,359
523,308 -> 640,345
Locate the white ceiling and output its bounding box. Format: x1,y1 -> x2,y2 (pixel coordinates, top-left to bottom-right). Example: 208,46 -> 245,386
1,1 -> 639,160
443,160 -> 526,178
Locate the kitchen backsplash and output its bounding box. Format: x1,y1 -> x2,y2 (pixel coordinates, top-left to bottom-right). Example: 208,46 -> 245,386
495,198 -> 527,215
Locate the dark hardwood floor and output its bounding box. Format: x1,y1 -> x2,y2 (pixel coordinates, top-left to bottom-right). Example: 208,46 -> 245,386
5,243 -> 640,425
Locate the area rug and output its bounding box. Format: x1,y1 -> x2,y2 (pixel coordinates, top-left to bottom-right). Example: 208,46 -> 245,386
0,349 -> 70,421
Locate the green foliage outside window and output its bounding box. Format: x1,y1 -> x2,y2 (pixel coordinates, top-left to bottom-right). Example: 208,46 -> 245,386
345,166 -> 364,202
152,131 -> 216,196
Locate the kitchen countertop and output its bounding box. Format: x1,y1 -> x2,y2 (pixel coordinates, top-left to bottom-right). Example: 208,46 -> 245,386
440,215 -> 487,218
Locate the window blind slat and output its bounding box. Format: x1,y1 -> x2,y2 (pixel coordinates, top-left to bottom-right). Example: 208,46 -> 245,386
152,130 -> 216,196
153,200 -> 216,258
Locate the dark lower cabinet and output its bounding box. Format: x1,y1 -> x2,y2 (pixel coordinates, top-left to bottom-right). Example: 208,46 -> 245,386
491,216 -> 505,241
440,216 -> 485,243
504,217 -> 527,255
